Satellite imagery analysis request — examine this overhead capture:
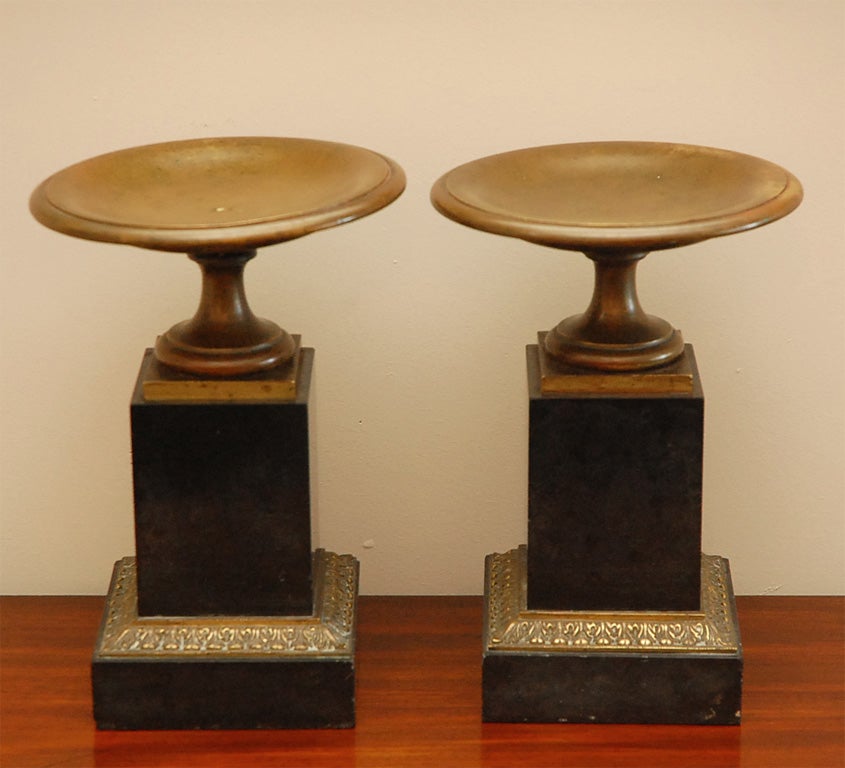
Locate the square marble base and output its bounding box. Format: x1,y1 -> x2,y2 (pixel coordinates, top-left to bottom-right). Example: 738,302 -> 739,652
93,550 -> 358,729
482,546 -> 742,724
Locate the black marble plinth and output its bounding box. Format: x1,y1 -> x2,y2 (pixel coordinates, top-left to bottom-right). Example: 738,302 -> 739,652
482,652 -> 742,725
93,552 -> 358,730
482,547 -> 742,725
527,344 -> 703,612
93,657 -> 355,730
130,348 -> 314,617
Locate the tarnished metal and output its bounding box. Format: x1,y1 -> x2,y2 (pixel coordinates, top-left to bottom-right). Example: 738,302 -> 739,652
142,338 -> 302,402
31,137 -> 406,252
485,546 -> 740,654
30,137 -> 406,376
95,550 -> 358,660
431,141 -> 802,371
536,332 -> 694,394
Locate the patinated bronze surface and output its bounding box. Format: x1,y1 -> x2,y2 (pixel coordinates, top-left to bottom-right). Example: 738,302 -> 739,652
432,141 -> 802,371
536,332 -> 693,394
142,338 -> 302,402
30,136 -> 404,729
433,142 -> 802,724
30,136 -> 405,252
31,137 -> 406,376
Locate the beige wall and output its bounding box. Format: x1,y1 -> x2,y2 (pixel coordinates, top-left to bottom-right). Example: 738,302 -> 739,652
1,0 -> 842,596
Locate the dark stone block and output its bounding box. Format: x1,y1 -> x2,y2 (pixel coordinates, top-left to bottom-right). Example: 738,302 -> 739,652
482,651 -> 742,725
483,547 -> 742,724
130,349 -> 314,617
92,552 -> 358,730
527,344 -> 703,612
93,657 -> 355,730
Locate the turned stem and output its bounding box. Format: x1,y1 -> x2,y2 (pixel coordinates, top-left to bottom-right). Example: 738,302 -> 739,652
581,251 -> 652,344
544,250 -> 683,371
182,251 -> 263,349
154,250 -> 295,376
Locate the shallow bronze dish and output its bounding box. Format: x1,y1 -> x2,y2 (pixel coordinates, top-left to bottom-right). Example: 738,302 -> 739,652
432,142 -> 802,370
31,137 -> 406,375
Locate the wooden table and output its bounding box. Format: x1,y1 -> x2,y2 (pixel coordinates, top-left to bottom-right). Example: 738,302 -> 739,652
1,595 -> 842,767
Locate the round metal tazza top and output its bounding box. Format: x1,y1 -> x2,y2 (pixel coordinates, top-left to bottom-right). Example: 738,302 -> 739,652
30,137 -> 406,254
431,141 -> 803,252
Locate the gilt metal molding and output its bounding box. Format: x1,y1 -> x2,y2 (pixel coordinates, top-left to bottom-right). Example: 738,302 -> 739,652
95,549 -> 358,659
485,546 -> 739,654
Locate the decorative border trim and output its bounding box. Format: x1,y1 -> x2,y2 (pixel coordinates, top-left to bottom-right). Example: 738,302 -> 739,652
95,549 -> 358,659
485,546 -> 739,654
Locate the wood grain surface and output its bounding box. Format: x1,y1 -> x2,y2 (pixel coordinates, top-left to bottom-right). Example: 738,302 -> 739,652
1,595 -> 842,768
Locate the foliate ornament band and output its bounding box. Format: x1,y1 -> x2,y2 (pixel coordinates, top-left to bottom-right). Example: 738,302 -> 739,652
96,550 -> 358,659
485,546 -> 739,654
